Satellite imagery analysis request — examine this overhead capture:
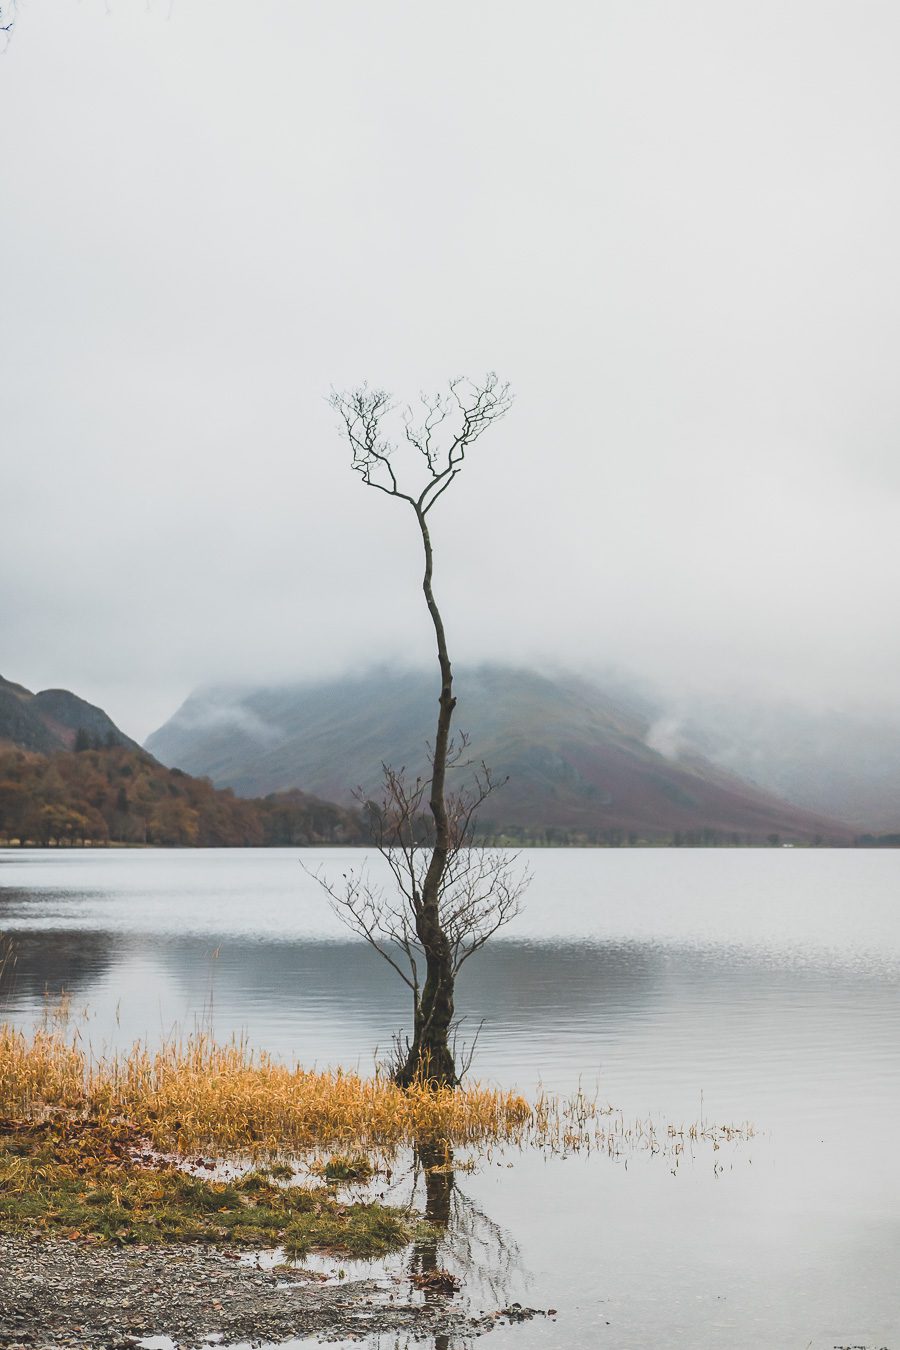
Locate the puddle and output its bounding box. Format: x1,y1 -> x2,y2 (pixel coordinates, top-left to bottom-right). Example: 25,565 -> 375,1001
240,1245 -> 404,1282
201,1342 -> 393,1350
139,1339 -> 227,1350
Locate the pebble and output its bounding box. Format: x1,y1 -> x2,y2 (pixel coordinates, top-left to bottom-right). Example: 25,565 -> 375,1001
0,1235 -> 511,1348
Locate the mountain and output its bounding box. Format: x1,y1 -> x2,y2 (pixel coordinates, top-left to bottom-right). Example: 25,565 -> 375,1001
146,666 -> 854,844
655,699 -> 900,834
0,674 -> 365,847
0,675 -> 138,754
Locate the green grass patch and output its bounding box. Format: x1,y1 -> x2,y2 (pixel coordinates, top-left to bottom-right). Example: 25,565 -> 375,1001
0,1116 -> 415,1256
318,1151 -> 375,1184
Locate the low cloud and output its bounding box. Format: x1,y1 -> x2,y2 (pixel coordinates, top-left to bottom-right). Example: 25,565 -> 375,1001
645,717 -> 688,762
172,695 -> 280,745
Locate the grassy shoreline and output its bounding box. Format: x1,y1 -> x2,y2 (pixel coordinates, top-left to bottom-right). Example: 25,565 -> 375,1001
0,1025 -> 533,1156
0,1115 -> 417,1255
0,1024 -> 531,1257
0,1022 -> 753,1259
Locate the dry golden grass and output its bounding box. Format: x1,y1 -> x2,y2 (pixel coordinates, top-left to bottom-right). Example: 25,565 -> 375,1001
0,1025 -> 533,1156
0,1022 -> 753,1165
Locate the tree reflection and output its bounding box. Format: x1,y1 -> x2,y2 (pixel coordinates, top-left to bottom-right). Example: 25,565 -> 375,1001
408,1134 -> 525,1350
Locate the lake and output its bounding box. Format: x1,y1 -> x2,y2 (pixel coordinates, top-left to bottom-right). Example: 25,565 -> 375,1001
1,846 -> 898,1349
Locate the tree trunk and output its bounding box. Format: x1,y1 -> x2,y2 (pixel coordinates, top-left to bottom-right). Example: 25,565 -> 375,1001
396,507 -> 458,1088
397,943 -> 457,1086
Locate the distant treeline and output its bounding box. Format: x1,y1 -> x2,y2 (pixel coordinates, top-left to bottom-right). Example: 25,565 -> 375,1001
479,824 -> 861,848
0,743 -> 888,849
0,744 -> 366,847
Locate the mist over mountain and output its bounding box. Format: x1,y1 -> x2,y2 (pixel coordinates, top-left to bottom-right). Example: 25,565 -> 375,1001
146,666 -> 852,845
7,1 -> 900,770
661,699 -> 900,834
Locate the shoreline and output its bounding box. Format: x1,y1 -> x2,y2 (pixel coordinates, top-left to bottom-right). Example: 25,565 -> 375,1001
0,1234 -> 524,1349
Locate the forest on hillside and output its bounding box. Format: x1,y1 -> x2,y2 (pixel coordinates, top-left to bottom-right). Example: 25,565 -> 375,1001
0,744 -> 366,847
0,742 -> 892,850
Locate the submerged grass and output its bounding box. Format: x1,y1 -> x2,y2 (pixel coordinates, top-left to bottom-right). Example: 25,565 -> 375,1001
0,1022 -> 754,1255
0,1115 -> 414,1252
0,1024 -> 529,1254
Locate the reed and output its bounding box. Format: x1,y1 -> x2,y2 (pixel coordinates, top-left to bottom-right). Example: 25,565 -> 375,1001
0,1022 -> 753,1162
0,1018 -> 754,1255
0,1024 -> 533,1156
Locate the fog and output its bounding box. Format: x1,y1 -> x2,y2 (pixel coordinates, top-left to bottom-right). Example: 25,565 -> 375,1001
3,1 -> 900,741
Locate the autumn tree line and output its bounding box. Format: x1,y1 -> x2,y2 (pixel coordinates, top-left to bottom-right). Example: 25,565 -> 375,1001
0,741 -> 881,850
0,743 -> 366,847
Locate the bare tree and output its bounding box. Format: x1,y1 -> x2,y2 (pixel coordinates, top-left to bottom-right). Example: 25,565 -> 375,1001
318,373 -> 528,1087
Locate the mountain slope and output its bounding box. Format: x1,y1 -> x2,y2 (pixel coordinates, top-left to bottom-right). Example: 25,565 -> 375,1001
146,666 -> 854,844
668,699 -> 900,834
0,675 -> 138,754
0,675 -> 365,847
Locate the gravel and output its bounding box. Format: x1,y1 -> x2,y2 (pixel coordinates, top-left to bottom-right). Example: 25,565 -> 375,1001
0,1235 -> 525,1348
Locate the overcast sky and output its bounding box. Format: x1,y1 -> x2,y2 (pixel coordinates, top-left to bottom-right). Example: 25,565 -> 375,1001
3,0 -> 900,741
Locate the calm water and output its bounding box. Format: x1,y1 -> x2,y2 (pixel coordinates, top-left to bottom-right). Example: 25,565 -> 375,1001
1,847 -> 899,1349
